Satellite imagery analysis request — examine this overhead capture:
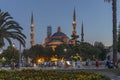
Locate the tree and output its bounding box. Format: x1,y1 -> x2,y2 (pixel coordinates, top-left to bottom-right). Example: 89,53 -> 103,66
2,46 -> 19,65
28,44 -> 46,62
22,49 -> 30,58
94,42 -> 104,49
22,44 -> 53,63
104,0 -> 117,64
70,41 -> 95,60
0,10 -> 26,48
94,41 -> 107,60
55,44 -> 71,59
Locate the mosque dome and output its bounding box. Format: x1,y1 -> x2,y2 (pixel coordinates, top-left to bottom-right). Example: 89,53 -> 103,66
52,32 -> 68,38
51,28 -> 69,40
45,27 -> 70,46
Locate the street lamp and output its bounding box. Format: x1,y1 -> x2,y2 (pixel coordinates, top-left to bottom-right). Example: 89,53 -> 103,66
11,43 -> 16,69
12,43 -> 15,48
12,43 -> 21,69
12,43 -> 16,59
19,43 -> 22,69
64,48 -> 67,52
64,48 -> 67,59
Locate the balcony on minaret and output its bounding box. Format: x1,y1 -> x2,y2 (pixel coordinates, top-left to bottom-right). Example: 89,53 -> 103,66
30,40 -> 34,46
72,21 -> 76,24
31,27 -> 34,31
72,31 -> 76,35
72,21 -> 76,26
31,24 -> 34,27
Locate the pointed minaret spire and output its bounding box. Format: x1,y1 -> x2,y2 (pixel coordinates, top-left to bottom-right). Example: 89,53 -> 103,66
31,12 -> 34,25
81,20 -> 84,42
73,7 -> 76,21
72,7 -> 76,37
71,7 -> 79,46
30,12 -> 35,47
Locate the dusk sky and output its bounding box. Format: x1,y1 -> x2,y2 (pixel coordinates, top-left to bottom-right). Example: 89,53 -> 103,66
0,0 -> 120,49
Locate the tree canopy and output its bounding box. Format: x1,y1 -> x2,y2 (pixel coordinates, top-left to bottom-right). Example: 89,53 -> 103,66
0,10 -> 26,48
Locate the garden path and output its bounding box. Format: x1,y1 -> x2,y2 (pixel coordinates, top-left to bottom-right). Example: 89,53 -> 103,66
81,69 -> 119,80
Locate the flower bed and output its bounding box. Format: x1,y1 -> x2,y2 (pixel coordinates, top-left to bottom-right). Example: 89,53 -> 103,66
0,69 -> 110,80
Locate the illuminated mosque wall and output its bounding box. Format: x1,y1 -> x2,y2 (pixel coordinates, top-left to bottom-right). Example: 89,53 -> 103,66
45,26 -> 70,50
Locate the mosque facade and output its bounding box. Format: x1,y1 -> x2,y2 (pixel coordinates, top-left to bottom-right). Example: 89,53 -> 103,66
30,8 -> 84,49
44,26 -> 70,50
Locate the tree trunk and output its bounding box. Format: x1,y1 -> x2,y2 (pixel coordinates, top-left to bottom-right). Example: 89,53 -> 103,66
112,0 -> 117,65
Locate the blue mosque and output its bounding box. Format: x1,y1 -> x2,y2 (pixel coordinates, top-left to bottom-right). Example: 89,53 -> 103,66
30,8 -> 84,49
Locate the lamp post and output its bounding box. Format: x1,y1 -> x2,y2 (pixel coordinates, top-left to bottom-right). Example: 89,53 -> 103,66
12,43 -> 15,60
12,43 -> 21,69
64,48 -> 67,60
12,43 -> 16,61
12,43 -> 16,69
12,43 -> 15,48
19,43 -> 21,69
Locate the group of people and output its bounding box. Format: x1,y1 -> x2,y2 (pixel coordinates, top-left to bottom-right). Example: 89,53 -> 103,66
86,59 -> 100,68
11,62 -> 19,69
85,59 -> 116,68
105,60 -> 112,68
27,59 -> 119,69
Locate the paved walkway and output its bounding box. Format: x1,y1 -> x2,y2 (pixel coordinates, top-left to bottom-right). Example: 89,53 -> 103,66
96,72 -> 120,80
1,64 -> 120,80
81,69 -> 119,80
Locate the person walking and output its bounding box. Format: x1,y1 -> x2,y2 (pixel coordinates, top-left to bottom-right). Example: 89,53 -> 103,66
76,60 -> 81,68
95,59 -> 99,68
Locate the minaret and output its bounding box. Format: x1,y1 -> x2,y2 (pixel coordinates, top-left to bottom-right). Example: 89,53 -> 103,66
72,8 -> 76,36
30,13 -> 35,47
81,21 -> 84,42
71,8 -> 79,46
47,26 -> 52,38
